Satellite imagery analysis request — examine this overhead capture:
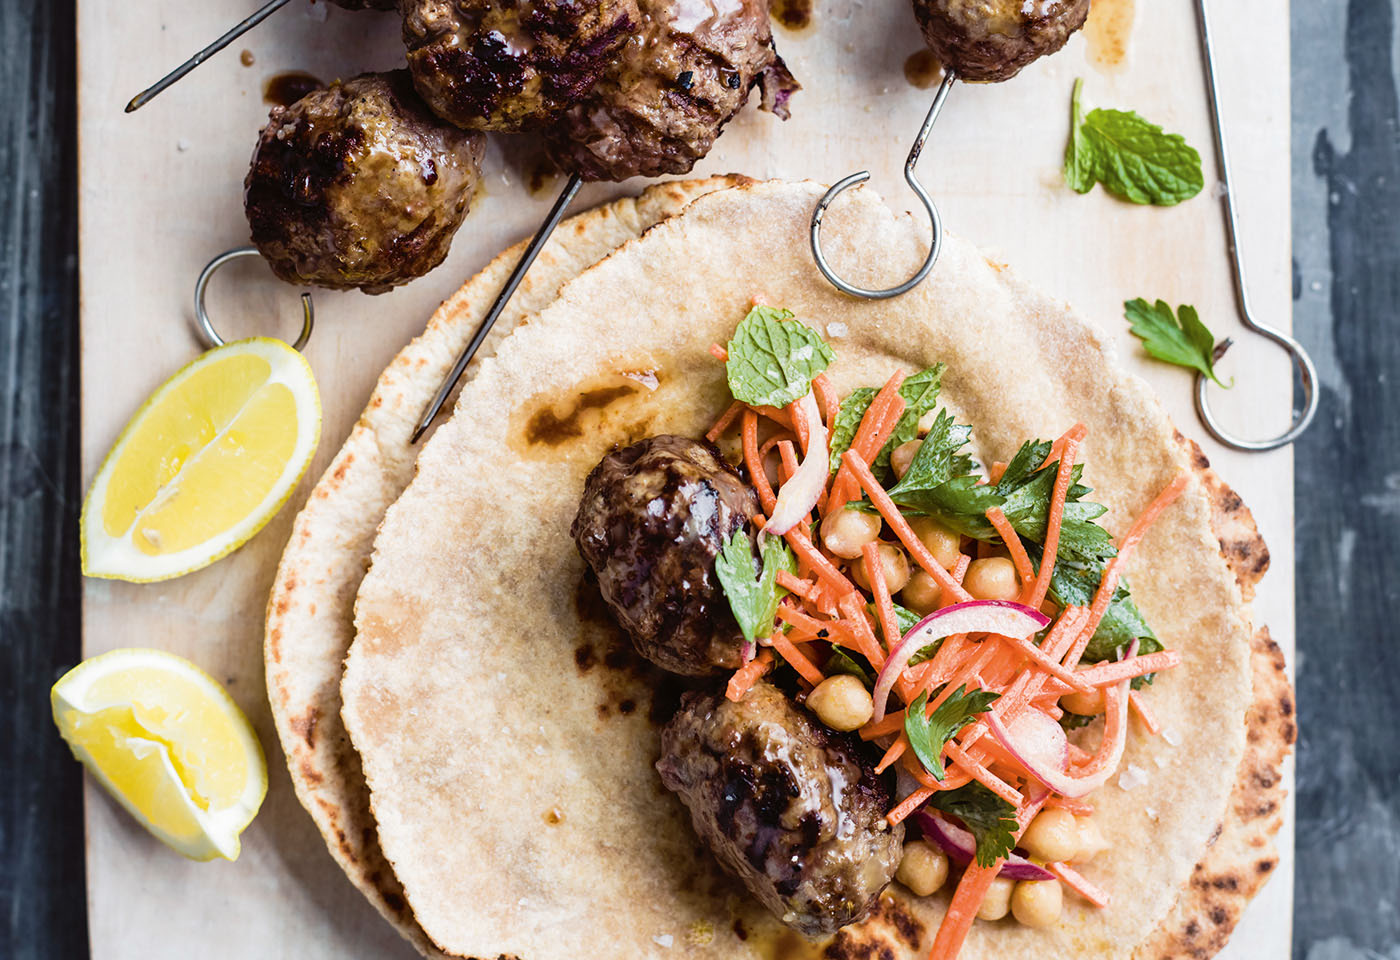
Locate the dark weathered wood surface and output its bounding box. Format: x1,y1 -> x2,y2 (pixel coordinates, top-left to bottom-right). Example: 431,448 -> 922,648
2,0 -> 1397,957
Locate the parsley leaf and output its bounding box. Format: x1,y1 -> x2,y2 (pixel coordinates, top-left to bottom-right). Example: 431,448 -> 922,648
714,529 -> 796,647
1125,298 -> 1233,388
725,306 -> 834,408
885,411 -> 1003,538
905,685 -> 1000,782
1045,556 -> 1163,687
1064,78 -> 1205,206
926,783 -> 1018,867
828,387 -> 876,475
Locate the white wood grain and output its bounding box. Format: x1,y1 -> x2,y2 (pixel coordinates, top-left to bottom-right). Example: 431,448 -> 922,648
79,0 -> 1293,956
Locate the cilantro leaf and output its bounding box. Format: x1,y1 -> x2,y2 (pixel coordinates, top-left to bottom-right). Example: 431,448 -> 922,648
714,529 -> 796,646
1125,298 -> 1233,388
905,685 -> 1000,782
926,783 -> 1018,867
825,648 -> 875,688
725,307 -> 834,407
1064,78 -> 1205,207
828,387 -> 875,475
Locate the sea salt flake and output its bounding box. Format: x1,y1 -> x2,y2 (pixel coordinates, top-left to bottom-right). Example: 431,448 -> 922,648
826,322 -> 848,338
653,934 -> 674,948
1117,763 -> 1149,791
1162,727 -> 1181,747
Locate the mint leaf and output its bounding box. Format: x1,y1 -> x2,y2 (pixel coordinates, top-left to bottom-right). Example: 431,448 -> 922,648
714,529 -> 796,646
905,685 -> 1000,782
828,387 -> 876,475
1064,78 -> 1205,206
725,307 -> 834,407
926,783 -> 1018,867
1125,298 -> 1233,388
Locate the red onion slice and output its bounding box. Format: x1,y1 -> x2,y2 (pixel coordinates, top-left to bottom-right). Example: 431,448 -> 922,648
986,641 -> 1138,799
764,392 -> 828,536
912,810 -> 1055,882
870,601 -> 1050,724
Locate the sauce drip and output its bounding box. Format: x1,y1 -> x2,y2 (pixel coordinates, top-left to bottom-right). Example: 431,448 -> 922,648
770,0 -> 814,32
903,50 -> 943,90
525,385 -> 638,446
1083,0 -> 1135,74
239,49 -> 255,68
263,71 -> 324,108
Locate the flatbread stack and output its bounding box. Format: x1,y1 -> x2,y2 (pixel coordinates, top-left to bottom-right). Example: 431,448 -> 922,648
265,179 -> 1293,959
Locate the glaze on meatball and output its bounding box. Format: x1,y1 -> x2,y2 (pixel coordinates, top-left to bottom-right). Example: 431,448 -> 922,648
401,0 -> 641,131
544,0 -> 799,181
571,435 -> 757,676
244,70 -> 485,294
913,0 -> 1090,82
657,682 -> 904,935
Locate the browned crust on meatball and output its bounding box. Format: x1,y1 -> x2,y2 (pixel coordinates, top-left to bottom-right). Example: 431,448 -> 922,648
913,0 -> 1089,82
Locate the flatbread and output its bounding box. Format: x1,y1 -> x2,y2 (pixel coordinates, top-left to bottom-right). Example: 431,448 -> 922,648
339,179 -> 1290,958
264,176 -> 745,956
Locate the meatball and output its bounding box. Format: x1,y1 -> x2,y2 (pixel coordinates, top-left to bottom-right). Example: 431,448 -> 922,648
544,0 -> 799,181
913,0 -> 1089,82
244,71 -> 485,294
571,435 -> 756,676
657,683 -> 904,936
401,0 -> 641,131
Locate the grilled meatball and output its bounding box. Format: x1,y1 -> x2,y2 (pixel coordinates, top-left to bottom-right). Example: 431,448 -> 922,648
913,0 -> 1089,82
657,682 -> 904,936
244,70 -> 485,294
572,435 -> 756,676
401,0 -> 641,131
544,0 -> 799,181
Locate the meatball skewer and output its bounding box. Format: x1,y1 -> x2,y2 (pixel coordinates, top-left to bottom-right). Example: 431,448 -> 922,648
810,0 -> 1090,299
408,0 -> 798,440
124,0 -> 397,113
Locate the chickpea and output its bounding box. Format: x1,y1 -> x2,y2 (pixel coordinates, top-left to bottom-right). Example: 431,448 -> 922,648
852,543 -> 911,594
909,517 -> 963,569
806,675 -> 874,732
895,841 -> 949,896
901,569 -> 943,615
1075,817 -> 1109,862
964,556 -> 1019,601
1011,879 -> 1063,928
1020,808 -> 1080,863
890,439 -> 922,479
821,507 -> 882,560
1060,684 -> 1106,717
977,876 -> 1015,921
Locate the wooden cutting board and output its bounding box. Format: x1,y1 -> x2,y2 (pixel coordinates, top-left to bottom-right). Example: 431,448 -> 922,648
77,1 -> 1294,956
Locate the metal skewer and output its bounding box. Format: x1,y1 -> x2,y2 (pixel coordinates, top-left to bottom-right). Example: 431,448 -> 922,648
1191,0 -> 1317,451
810,70 -> 956,299
194,246 -> 315,350
409,172 -> 584,443
126,0 -> 293,113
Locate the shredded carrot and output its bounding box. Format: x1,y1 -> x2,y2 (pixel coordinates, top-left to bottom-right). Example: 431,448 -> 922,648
827,371 -> 907,510
786,529 -> 857,597
986,506 -> 1035,589
777,439 -> 800,485
1046,795 -> 1094,816
837,593 -> 887,669
770,633 -> 824,687
876,732 -> 909,775
775,571 -> 817,601
705,400 -> 743,443
812,373 -> 838,430
1027,433 -> 1083,608
1000,636 -> 1095,691
987,461 -> 1008,484
742,410 -> 777,514
709,343 -> 728,361
1073,649 -> 1182,687
726,649 -> 773,701
844,451 -> 974,604
945,740 -> 1024,806
1129,690 -> 1162,735
863,542 -> 903,651
886,787 -> 935,827
787,397 -> 811,454
753,405 -> 795,431
1048,862 -> 1111,908
1065,472 -> 1189,670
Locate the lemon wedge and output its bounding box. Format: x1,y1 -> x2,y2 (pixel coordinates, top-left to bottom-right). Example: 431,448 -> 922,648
52,648 -> 268,861
82,337 -> 320,582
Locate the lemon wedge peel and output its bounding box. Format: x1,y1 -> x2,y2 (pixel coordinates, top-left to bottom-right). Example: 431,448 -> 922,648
51,648 -> 268,862
81,337 -> 321,582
